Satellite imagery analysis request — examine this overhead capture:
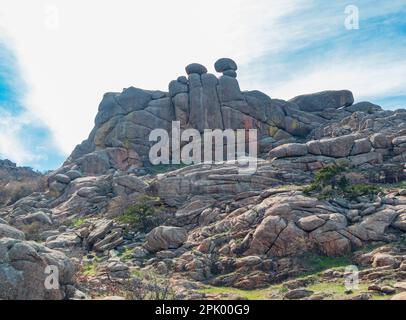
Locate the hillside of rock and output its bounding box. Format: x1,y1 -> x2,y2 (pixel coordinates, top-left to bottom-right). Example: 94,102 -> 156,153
0,58 -> 405,300
0,159 -> 45,207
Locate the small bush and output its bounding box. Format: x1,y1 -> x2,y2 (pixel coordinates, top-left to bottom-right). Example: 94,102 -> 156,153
115,195 -> 163,232
72,217 -> 89,228
304,164 -> 381,201
344,184 -> 382,201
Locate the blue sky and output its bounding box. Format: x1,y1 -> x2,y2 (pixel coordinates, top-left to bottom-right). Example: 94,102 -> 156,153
0,0 -> 405,171
0,42 -> 65,171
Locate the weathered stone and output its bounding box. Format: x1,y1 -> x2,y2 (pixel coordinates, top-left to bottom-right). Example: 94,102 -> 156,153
248,216 -> 287,255
0,238 -> 74,300
345,102 -> 382,113
115,87 -> 152,112
372,253 -> 398,268
144,226 -> 188,252
17,211 -> 53,226
185,63 -> 207,75
391,292 -> 406,300
217,75 -> 244,103
351,138 -> 372,155
169,80 -> 188,97
348,209 -> 398,241
268,143 -> 308,159
214,58 -> 238,72
392,136 -> 406,146
223,70 -> 237,78
392,213 -> 406,232
307,135 -> 355,158
0,224 -> 25,240
284,289 -> 314,300
289,90 -> 354,112
370,133 -> 390,149
297,216 -> 326,232
88,219 -> 114,245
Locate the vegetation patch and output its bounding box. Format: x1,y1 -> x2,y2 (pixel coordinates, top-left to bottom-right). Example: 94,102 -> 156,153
303,164 -> 382,201
114,195 -> 163,233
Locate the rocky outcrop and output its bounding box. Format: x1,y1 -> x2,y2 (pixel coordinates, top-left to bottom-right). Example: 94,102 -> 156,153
144,226 -> 188,252
63,59 -> 366,176
0,58 -> 405,299
0,159 -> 45,207
289,90 -> 354,112
0,238 -> 75,300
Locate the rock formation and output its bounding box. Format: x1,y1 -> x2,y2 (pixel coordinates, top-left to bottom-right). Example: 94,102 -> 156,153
0,58 -> 405,300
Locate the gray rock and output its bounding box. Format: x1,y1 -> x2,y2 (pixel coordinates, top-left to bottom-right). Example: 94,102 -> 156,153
298,216 -> 326,232
54,174 -> 71,184
0,238 -> 74,299
177,76 -> 188,84
393,136 -> 406,146
65,170 -> 82,181
169,80 -> 188,97
268,143 -> 308,159
284,289 -> 314,300
144,226 -> 188,252
46,232 -> 82,249
113,175 -> 148,192
88,219 -> 114,245
188,73 -> 223,131
49,181 -> 68,194
370,133 -> 390,149
116,87 -> 152,112
217,75 -> 244,103
345,101 -> 382,113
0,224 -> 25,240
351,138 -> 372,155
290,90 -> 354,112
94,92 -> 124,126
18,211 -> 53,226
307,135 -> 355,158
215,58 -> 238,72
223,70 -> 237,78
185,63 -> 207,75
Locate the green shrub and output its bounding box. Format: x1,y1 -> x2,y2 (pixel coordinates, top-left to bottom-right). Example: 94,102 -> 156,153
115,195 -> 163,232
344,184 -> 382,201
304,164 -> 381,201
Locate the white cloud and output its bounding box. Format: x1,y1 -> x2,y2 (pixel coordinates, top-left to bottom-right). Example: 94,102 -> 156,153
0,0 -> 306,155
0,0 -> 404,161
258,53 -> 406,102
0,109 -> 44,164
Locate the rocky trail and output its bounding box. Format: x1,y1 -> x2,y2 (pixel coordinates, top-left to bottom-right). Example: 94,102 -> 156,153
0,58 -> 405,300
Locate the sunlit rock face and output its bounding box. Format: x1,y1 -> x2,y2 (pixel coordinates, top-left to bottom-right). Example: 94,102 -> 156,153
65,58 -> 362,175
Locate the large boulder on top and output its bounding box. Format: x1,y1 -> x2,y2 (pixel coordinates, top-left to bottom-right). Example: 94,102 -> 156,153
185,63 -> 208,75
215,58 -> 238,72
290,90 -> 354,112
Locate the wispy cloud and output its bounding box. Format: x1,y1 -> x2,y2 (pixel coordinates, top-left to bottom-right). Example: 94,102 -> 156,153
238,0 -> 406,109
0,0 -> 405,171
0,42 -> 65,170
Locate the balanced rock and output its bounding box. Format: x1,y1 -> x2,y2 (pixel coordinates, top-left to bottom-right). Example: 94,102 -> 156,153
214,58 -> 238,73
185,63 -> 208,75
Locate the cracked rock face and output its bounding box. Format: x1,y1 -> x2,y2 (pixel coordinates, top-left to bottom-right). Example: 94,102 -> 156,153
64,59 -> 367,176
0,58 -> 405,298
0,238 -> 75,300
